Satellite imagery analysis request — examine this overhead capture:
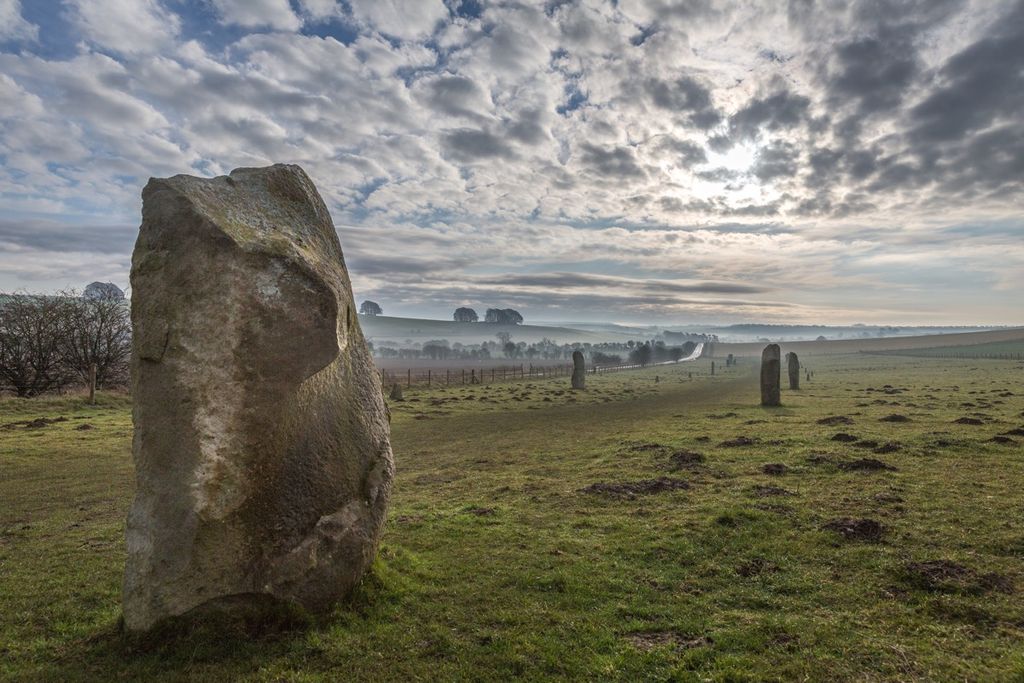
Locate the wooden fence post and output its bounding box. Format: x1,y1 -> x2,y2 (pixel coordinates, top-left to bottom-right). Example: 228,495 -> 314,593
88,363 -> 97,404
407,369 -> 411,388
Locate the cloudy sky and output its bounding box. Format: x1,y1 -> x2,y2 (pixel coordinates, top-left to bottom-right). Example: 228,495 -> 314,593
1,0 -> 1022,325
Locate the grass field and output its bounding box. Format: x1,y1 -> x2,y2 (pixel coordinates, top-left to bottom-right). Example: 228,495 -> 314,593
2,354 -> 1024,681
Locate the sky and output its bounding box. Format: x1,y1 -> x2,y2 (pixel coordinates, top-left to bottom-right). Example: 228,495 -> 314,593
0,0 -> 1022,325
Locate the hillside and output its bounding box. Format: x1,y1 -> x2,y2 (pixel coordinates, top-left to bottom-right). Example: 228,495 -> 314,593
359,315 -> 638,345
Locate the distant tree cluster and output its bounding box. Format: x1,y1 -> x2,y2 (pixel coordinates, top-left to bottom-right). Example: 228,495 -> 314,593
0,289 -> 130,397
484,308 -> 523,325
359,300 -> 383,316
453,307 -> 478,322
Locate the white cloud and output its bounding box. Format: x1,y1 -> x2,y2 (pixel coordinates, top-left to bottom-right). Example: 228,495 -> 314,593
349,0 -> 448,40
0,0 -> 38,42
209,0 -> 302,31
63,0 -> 180,55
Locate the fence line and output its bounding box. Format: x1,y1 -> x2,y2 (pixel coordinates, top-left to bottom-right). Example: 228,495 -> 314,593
377,357 -> 706,388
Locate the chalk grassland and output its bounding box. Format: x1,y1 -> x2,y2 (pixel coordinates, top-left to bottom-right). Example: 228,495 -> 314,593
1,355 -> 1023,681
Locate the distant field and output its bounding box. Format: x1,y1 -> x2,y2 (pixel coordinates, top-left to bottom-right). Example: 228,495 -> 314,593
867,340 -> 1024,359
714,327 -> 1024,358
3,354 -> 1024,680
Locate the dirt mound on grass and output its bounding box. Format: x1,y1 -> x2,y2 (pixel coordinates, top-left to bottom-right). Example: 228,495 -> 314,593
719,436 -> 756,447
822,517 -> 883,541
625,631 -> 712,651
903,560 -> 1014,594
953,417 -> 984,425
818,416 -> 854,425
668,451 -> 705,469
838,458 -> 896,472
580,477 -> 690,499
831,433 -> 859,442
879,414 -> 911,423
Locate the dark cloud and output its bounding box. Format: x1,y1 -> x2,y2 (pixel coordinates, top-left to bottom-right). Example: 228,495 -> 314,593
576,143 -> 646,179
441,128 -> 517,162
644,76 -> 722,129
827,37 -> 919,117
424,74 -> 489,119
908,2 -> 1024,145
729,89 -> 810,141
753,141 -> 800,181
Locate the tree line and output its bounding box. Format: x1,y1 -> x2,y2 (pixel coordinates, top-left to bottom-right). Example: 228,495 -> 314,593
358,301 -> 525,325
0,289 -> 130,397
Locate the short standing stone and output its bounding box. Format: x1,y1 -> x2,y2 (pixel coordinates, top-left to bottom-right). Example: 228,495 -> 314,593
761,344 -> 781,406
787,352 -> 800,390
571,350 -> 585,390
124,164 -> 394,633
390,383 -> 404,401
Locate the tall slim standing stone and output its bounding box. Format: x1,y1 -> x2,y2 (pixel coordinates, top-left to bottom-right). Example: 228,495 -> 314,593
786,352 -> 800,390
761,344 -> 781,406
124,164 -> 394,633
571,350 -> 586,390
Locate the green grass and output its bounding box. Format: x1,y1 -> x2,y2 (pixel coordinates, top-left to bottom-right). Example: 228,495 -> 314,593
2,355 -> 1024,681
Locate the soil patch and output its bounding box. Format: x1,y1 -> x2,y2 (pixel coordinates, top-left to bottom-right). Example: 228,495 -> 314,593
625,632 -> 712,652
719,436 -> 756,447
902,560 -> 1014,594
831,433 -> 859,443
822,517 -> 883,541
873,442 -> 902,454
668,451 -> 705,469
954,417 -> 984,425
580,477 -> 690,499
762,463 -> 788,475
879,414 -> 911,423
818,416 -> 854,426
838,458 -> 895,472
752,485 -> 794,497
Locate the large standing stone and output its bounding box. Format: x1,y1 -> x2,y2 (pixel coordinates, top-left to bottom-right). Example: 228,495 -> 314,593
571,350 -> 586,390
124,164 -> 394,633
760,344 -> 781,406
787,352 -> 800,390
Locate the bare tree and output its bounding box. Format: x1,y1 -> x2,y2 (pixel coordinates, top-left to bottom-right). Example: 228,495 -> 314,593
0,294 -> 74,397
60,290 -> 131,388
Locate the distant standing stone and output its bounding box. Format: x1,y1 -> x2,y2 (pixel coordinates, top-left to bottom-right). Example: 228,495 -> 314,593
787,352 -> 800,390
571,350 -> 586,390
390,383 -> 404,401
761,344 -> 781,406
124,164 -> 394,633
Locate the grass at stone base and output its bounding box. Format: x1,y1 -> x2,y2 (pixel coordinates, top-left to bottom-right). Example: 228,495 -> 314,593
1,355 -> 1023,681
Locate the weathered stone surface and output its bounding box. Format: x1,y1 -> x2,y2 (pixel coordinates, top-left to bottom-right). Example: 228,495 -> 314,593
761,344 -> 781,406
571,350 -> 585,390
389,383 -> 404,401
124,164 -> 394,633
787,352 -> 800,390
